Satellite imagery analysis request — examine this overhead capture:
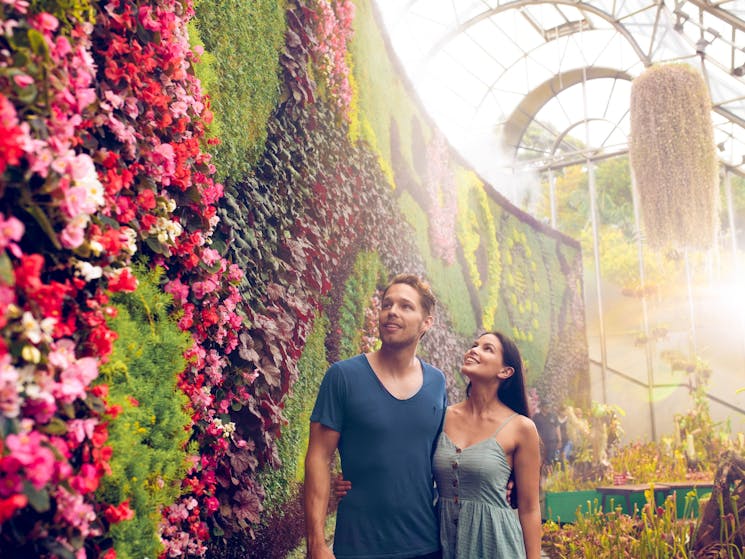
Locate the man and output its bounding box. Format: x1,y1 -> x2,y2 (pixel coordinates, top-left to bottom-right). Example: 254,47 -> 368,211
304,274 -> 446,559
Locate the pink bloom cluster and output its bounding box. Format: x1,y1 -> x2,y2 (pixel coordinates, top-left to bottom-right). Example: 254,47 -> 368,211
425,133 -> 458,264
0,0 -> 233,556
310,0 -> 356,120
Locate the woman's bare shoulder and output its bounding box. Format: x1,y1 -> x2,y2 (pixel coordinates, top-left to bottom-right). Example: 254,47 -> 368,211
515,414 -> 540,436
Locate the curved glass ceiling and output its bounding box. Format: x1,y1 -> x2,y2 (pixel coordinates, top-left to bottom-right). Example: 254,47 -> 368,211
374,0 -> 745,197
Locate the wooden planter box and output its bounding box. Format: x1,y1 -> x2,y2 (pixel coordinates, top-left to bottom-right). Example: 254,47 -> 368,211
544,490 -> 600,523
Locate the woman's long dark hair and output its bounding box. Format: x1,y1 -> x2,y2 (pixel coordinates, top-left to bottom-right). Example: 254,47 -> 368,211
466,331 -> 531,417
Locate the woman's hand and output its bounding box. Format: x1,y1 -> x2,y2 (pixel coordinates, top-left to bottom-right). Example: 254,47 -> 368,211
333,473 -> 352,500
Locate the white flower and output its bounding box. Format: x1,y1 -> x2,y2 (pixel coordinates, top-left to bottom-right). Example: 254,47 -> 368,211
121,227 -> 137,255
74,260 -> 103,281
89,239 -> 104,256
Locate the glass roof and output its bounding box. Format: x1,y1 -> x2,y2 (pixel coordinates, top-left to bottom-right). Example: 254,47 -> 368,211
374,0 -> 745,197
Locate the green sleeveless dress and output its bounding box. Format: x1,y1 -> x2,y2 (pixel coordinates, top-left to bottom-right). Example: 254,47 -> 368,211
433,413 -> 526,558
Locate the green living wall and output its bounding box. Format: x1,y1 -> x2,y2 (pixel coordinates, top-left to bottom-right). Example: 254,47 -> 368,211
0,0 -> 586,558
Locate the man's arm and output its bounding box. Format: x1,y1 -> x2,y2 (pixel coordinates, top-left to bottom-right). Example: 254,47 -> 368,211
304,421 -> 341,559
514,419 -> 543,559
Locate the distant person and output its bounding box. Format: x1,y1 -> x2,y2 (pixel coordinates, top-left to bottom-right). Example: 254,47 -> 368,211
533,402 -> 560,467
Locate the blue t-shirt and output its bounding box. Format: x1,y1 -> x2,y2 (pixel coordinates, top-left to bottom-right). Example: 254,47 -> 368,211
310,354 -> 447,559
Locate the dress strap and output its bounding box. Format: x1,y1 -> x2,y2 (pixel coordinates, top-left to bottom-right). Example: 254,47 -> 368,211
492,412 -> 519,437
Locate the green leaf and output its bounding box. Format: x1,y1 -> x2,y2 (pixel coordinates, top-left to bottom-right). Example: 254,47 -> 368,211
15,82 -> 38,104
38,417 -> 68,436
0,252 -> 15,285
24,483 -> 51,513
27,29 -> 50,59
145,236 -> 169,255
20,202 -> 61,250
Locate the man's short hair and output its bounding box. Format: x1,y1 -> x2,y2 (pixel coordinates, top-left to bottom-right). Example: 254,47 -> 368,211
382,274 -> 436,316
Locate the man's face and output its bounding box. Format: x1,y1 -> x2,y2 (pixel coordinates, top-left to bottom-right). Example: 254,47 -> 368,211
378,283 -> 432,349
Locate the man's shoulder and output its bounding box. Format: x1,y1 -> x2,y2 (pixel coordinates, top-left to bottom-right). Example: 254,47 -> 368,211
420,359 -> 447,391
331,354 -> 368,372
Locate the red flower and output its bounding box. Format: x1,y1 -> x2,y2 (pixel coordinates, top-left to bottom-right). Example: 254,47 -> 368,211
0,494 -> 28,524
103,499 -> 134,524
87,323 -> 117,360
107,268 -> 137,293
14,254 -> 44,292
136,189 -> 157,210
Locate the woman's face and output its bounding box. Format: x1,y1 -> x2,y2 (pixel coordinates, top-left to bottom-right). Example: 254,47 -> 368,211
461,333 -> 505,380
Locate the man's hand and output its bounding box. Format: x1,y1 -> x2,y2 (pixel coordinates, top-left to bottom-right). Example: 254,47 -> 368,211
506,473 -> 517,508
333,473 -> 352,500
307,542 -> 336,559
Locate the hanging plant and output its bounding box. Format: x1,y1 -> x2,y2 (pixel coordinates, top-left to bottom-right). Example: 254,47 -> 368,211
629,63 -> 719,250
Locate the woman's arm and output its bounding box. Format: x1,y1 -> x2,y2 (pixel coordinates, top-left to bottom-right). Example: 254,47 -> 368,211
513,417 -> 542,559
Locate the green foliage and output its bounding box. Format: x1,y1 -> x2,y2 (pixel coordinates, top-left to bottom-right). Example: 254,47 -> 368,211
542,495 -> 699,558
338,252 -> 385,360
398,190 -> 477,336
539,158 -> 635,238
29,0 -> 95,31
455,171 -> 501,332
97,266 -> 192,559
190,0 -> 286,181
260,312 -> 330,513
348,0 -> 421,181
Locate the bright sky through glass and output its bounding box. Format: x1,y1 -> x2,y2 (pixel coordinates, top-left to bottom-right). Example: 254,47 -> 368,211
374,0 -> 745,200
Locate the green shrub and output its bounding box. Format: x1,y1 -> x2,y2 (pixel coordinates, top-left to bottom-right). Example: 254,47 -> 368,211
190,0 -> 286,180
338,252 -> 385,360
260,313 -> 330,511
96,266 -> 192,559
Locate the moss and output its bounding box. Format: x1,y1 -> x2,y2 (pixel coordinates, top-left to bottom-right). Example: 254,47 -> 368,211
398,190 -> 477,336
189,0 -> 286,181
349,0 -> 421,182
455,170 -> 501,331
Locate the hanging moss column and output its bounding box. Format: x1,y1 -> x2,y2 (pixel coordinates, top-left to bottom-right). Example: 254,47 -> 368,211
629,63 -> 718,250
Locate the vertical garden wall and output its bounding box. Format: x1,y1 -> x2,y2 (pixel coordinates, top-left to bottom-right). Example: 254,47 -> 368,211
0,1 -> 587,558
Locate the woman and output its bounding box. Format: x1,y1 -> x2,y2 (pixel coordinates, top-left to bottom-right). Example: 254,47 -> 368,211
433,331 -> 541,558
334,331 -> 542,558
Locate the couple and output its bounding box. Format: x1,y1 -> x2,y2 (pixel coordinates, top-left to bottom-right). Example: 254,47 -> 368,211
304,274 -> 542,559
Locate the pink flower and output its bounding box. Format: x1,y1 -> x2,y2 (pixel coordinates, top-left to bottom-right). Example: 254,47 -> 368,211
12,74 -> 33,88
164,278 -> 190,304
0,355 -> 19,418
0,456 -> 23,496
61,185 -> 97,218
201,248 -> 220,266
0,213 -> 24,257
53,35 -> 71,57
53,487 -> 97,535
4,431 -> 56,489
1,0 -> 29,15
48,338 -> 77,369
67,418 -> 97,445
55,356 -> 98,403
60,214 -> 89,249
70,463 -> 99,494
28,12 -> 59,34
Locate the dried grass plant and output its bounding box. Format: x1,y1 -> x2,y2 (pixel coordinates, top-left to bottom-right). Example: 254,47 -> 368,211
629,63 -> 719,250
